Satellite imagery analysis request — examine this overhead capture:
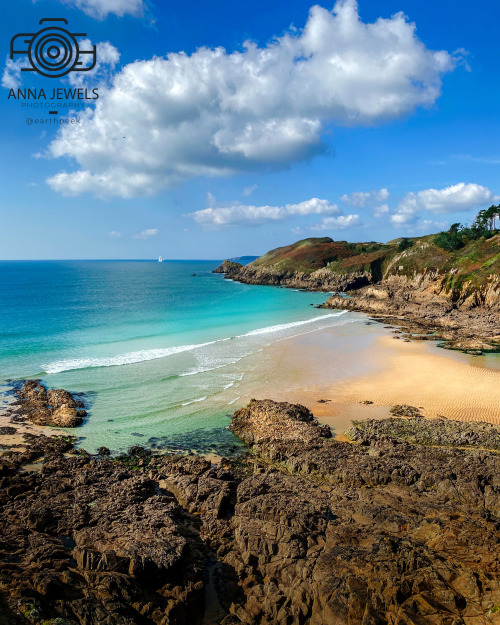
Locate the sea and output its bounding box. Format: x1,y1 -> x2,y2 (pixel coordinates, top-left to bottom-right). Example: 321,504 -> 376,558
0,260 -> 354,454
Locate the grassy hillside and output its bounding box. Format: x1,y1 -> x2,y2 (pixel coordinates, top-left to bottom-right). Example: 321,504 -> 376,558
247,233 -> 499,289
252,237 -> 395,274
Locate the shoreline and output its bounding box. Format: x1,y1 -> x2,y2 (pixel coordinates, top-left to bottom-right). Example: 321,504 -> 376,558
233,317 -> 500,432
2,311 -> 500,451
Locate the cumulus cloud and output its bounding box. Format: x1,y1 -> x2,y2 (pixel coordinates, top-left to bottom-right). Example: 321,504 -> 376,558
133,228 -> 159,239
310,214 -> 361,230
108,230 -> 122,237
391,183 -> 498,225
341,188 -> 389,207
2,57 -> 31,90
50,0 -> 145,19
189,197 -> 339,227
46,0 -> 459,198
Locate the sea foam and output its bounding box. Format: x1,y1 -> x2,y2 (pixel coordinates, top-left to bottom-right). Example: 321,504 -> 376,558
43,311 -> 348,374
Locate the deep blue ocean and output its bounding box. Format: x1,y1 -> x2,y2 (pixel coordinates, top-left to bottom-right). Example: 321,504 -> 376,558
0,260 -> 351,453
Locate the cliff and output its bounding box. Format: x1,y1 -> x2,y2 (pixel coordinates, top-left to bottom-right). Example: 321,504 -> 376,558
214,233 -> 500,352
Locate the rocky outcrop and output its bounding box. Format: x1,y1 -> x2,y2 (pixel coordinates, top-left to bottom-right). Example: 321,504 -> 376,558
223,400 -> 500,625
212,260 -> 243,275
216,263 -> 371,291
0,440 -> 208,624
13,380 -> 87,428
2,400 -> 500,624
348,413 -> 500,449
321,280 -> 500,353
230,399 -> 332,446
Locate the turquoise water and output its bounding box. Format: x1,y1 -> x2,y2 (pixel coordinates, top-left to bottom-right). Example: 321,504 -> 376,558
0,260 -> 351,453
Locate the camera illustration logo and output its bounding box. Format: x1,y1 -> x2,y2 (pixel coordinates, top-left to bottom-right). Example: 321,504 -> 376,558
10,18 -> 97,79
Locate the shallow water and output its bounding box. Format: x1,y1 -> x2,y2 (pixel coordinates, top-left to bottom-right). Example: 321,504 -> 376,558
0,260 -> 355,453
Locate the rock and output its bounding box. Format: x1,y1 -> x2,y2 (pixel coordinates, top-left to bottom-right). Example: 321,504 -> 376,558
0,427 -> 17,436
347,414 -> 500,449
97,446 -> 110,456
212,260 -> 243,275
12,381 -> 87,429
390,404 -> 422,417
128,445 -> 152,457
230,399 -> 332,447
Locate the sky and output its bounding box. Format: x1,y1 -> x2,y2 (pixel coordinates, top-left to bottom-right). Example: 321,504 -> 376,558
1,0 -> 500,259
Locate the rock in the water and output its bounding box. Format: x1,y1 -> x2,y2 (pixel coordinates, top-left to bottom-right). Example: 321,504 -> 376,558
14,380 -> 87,428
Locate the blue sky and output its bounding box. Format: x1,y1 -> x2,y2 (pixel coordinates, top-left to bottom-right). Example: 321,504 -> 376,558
1,0 -> 500,259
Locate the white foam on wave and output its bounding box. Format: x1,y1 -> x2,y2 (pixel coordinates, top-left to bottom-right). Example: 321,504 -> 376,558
179,364 -> 228,377
181,396 -> 207,406
44,341 -> 219,374
240,311 -> 347,337
43,311 -> 349,374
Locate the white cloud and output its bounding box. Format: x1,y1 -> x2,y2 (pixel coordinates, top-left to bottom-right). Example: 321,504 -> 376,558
2,56 -> 31,90
341,188 -> 389,207
46,0 -> 459,198
51,0 -> 145,19
189,197 -> 339,227
108,230 -> 122,237
243,184 -> 258,197
373,204 -> 390,218
391,183 -> 498,225
133,228 -> 159,239
310,214 -> 361,230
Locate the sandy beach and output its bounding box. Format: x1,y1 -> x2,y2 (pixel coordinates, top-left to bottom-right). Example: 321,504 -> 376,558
233,317 -> 500,435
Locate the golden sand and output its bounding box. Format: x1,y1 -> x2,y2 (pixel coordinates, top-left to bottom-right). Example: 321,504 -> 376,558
231,320 -> 500,435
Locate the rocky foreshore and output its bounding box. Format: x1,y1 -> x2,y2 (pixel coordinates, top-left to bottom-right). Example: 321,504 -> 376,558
1,399 -> 500,624
320,282 -> 500,353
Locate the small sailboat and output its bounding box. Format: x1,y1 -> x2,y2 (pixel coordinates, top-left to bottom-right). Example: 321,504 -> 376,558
158,256 -> 163,263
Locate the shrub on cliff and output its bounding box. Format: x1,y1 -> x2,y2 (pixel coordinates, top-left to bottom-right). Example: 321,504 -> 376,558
398,238 -> 414,252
